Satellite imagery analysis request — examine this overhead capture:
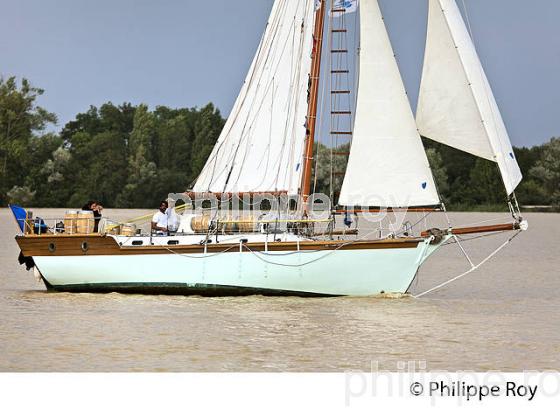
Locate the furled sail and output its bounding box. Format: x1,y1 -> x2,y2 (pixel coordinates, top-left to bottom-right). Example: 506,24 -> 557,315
193,0 -> 315,195
339,0 -> 440,208
416,0 -> 522,195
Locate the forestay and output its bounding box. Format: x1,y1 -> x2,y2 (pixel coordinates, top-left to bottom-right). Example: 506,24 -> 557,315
193,0 -> 315,195
339,0 -> 440,208
416,0 -> 522,195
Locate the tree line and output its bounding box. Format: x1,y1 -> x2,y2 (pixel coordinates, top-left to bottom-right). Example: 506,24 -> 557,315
1,76 -> 559,210
1,76 -> 224,209
423,139 -> 560,210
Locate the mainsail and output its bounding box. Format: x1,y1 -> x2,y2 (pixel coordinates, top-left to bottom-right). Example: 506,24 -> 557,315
339,0 -> 440,207
193,0 -> 315,195
416,0 -> 522,195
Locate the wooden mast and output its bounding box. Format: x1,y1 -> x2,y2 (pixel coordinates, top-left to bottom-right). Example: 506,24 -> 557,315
300,0 -> 327,214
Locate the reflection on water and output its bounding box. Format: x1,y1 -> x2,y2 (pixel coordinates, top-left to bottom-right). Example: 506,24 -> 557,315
1,209 -> 559,371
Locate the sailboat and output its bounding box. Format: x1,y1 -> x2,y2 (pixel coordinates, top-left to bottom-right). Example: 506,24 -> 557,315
13,0 -> 527,296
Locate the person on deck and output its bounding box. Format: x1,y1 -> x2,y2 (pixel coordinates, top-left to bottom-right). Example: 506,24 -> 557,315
151,200 -> 169,235
81,200 -> 103,233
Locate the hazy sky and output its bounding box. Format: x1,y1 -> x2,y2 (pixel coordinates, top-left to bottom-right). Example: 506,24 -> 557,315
1,0 -> 559,147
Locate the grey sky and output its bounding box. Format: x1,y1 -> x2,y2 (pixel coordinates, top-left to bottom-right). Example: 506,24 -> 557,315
1,0 -> 558,147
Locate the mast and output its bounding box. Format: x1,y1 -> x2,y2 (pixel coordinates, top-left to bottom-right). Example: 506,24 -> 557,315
300,0 -> 327,214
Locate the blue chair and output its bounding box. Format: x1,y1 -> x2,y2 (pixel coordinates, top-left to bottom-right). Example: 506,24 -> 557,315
9,204 -> 28,233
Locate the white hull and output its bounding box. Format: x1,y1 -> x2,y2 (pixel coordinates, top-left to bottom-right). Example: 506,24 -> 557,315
33,237 -> 444,297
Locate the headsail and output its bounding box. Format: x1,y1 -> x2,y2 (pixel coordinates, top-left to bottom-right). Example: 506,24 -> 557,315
193,0 -> 315,195
416,0 -> 522,195
339,0 -> 440,208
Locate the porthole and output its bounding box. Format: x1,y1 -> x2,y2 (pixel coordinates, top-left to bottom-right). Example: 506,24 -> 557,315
48,243 -> 56,253
167,240 -> 179,246
81,242 -> 89,252
132,241 -> 144,246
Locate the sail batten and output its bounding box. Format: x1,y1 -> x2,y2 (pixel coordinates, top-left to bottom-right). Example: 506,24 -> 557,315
416,0 -> 522,195
338,0 -> 440,208
193,0 -> 315,196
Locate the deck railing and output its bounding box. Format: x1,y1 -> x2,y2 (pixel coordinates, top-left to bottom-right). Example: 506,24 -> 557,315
15,214 -> 423,240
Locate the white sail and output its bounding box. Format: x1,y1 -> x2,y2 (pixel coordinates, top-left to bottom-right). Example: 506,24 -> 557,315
416,0 -> 522,195
339,0 -> 440,208
193,0 -> 315,195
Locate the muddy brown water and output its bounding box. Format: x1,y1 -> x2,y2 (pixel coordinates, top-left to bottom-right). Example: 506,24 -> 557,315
1,208 -> 558,371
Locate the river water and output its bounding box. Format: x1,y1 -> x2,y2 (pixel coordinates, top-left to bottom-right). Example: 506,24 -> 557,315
1,208 -> 558,371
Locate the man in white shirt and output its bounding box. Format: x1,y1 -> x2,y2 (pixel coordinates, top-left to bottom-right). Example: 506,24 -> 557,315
151,200 -> 169,234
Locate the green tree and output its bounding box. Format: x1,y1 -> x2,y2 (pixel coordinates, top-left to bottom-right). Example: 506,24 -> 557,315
190,103 -> 223,177
312,142 -> 349,201
514,145 -> 543,175
6,185 -> 35,206
23,134 -> 71,207
0,76 -> 57,205
152,111 -> 195,202
66,130 -> 128,207
116,144 -> 158,208
425,148 -> 449,200
514,144 -> 547,205
61,103 -> 136,207
466,158 -> 506,205
530,137 -> 560,205
129,104 -> 156,162
60,106 -> 102,141
156,109 -> 194,173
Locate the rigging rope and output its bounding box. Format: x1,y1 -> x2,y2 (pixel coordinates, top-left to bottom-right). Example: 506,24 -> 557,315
159,215 -> 420,267
413,230 -> 521,298
240,227 -> 425,268
164,244 -> 238,259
